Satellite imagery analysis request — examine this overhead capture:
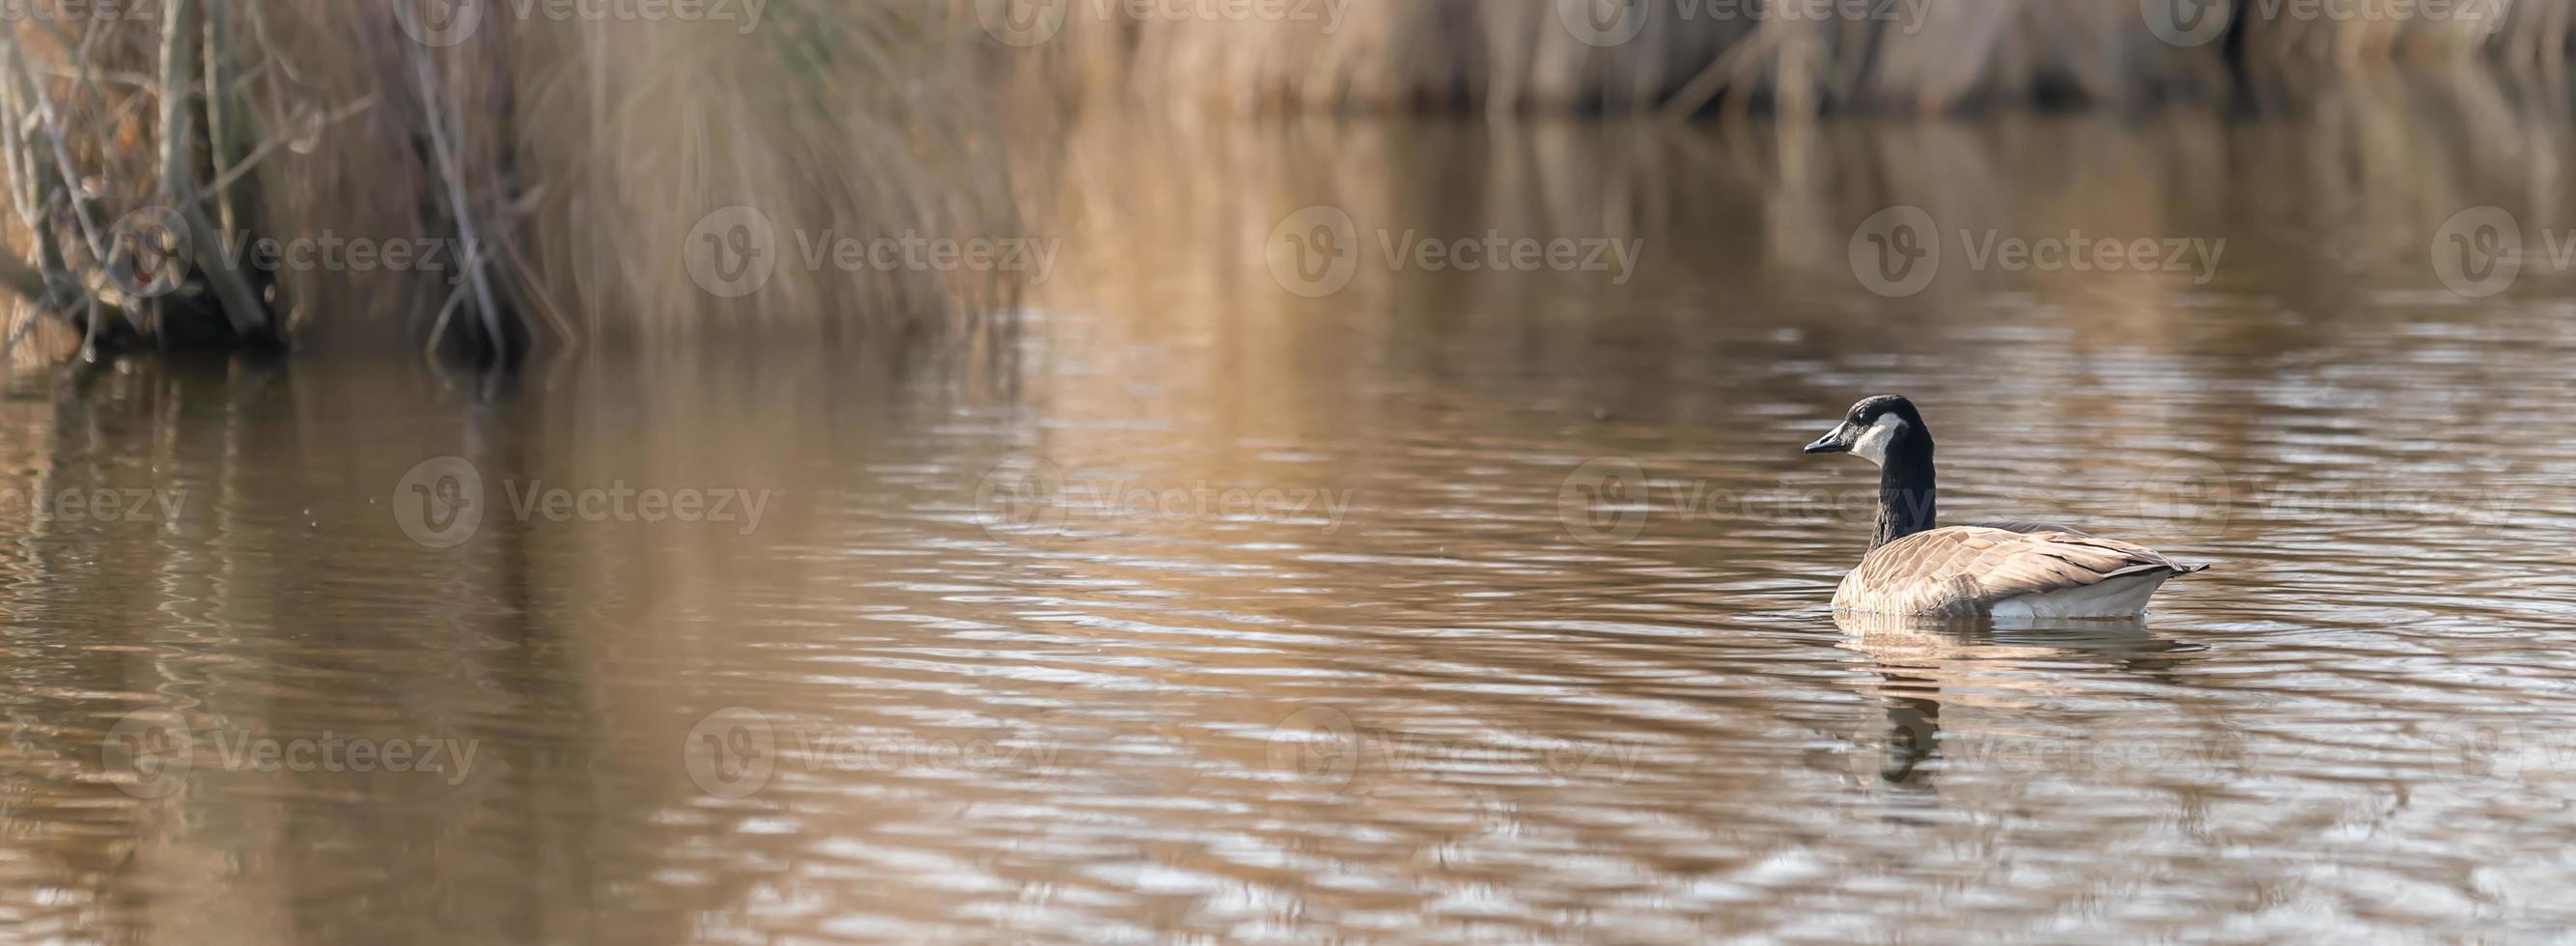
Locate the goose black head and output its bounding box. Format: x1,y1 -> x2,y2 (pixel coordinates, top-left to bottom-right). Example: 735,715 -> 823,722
1803,395 -> 1931,467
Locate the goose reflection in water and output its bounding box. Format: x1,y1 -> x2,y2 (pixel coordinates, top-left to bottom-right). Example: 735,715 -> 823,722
1834,613 -> 2206,788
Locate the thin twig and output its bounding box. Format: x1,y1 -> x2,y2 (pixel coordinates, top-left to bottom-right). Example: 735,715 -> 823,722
0,49 -> 40,228
0,300 -> 43,369
205,0 -> 241,238
423,274 -> 469,365
3,30 -> 113,265
194,95 -> 376,209
154,0 -> 268,340
500,230 -> 576,351
410,47 -> 508,364
156,0 -> 199,201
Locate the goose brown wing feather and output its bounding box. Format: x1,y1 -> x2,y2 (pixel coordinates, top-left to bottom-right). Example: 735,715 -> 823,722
1833,526 -> 2201,615
1969,520 -> 2090,537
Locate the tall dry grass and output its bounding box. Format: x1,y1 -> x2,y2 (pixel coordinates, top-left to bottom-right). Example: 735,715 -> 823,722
5,1 -> 2570,366
2,1 -> 1021,363
997,0 -> 2570,116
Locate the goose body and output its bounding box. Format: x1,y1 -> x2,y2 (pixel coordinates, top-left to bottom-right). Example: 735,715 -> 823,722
1804,396 -> 2206,618
1833,525 -> 2205,618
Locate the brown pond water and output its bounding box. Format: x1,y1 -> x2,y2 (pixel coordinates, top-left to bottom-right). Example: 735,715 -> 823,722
3,106 -> 2575,942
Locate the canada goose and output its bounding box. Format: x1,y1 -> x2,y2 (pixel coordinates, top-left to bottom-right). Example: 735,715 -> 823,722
1803,395 -> 2207,618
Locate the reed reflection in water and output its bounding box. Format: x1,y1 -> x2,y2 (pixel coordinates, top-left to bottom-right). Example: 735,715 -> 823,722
0,87 -> 2573,941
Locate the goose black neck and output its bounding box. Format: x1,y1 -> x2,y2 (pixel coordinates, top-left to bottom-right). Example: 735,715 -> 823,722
1872,433 -> 1937,550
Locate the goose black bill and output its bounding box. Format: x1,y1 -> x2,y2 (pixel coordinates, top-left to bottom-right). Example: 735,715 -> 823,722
1804,422 -> 1857,454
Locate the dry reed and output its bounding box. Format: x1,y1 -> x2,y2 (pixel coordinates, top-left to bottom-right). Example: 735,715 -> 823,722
993,0 -> 2571,116
5,1 -> 2571,365
2,0 -> 1022,363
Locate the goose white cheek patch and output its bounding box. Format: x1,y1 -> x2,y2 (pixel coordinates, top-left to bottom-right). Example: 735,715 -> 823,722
1852,415 -> 1907,467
